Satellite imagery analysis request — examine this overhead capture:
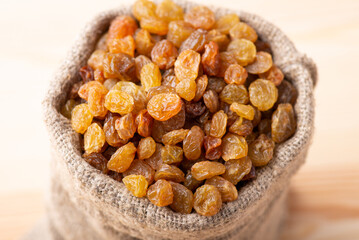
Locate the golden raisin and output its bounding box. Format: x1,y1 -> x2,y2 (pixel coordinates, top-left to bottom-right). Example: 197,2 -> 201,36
135,109 -> 154,137
107,15 -> 138,46
162,129 -> 189,145
249,79 -> 278,111
104,113 -> 128,147
246,51 -> 273,74
140,17 -> 168,36
137,137 -> 156,160
203,90 -> 219,113
259,65 -> 284,86
248,134 -> 275,167
179,29 -> 208,53
147,93 -> 182,121
210,110 -> 228,138
193,75 -> 208,102
206,30 -> 230,51
155,164 -> 185,183
88,50 -> 106,71
61,99 -> 78,119
161,145 -> 183,165
103,52 -> 135,79
132,0 -> 156,21
214,14 -> 240,34
88,85 -> 109,118
271,103 -> 296,143
175,79 -> 197,101
115,113 -> 137,140
229,22 -> 258,42
203,136 -> 222,160
105,90 -> 134,115
135,29 -> 155,57
230,102 -> 255,120
222,157 -> 252,185
122,175 -> 148,198
169,182 -> 194,214
112,81 -> 147,114
84,123 -> 106,154
156,0 -> 184,23
222,133 -> 248,161
217,51 -> 238,77
140,62 -> 162,91
205,176 -> 238,202
183,126 -> 204,160
229,118 -> 253,137
123,159 -> 155,184
107,142 -> 137,173
167,20 -> 195,48
184,6 -> 215,30
108,35 -> 135,57
227,39 -> 256,66
193,184 -> 222,216
151,40 -> 178,70
191,161 -> 226,181
202,41 -> 220,76
224,64 -> 248,85
147,179 -> 174,207
71,104 -> 93,134
184,170 -> 203,191
174,49 -> 201,82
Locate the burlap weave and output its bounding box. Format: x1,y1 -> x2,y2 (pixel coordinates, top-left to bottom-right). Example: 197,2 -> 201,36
28,1 -> 317,239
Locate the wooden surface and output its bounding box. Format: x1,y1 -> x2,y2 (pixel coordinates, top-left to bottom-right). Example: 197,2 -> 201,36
1,0 -> 359,239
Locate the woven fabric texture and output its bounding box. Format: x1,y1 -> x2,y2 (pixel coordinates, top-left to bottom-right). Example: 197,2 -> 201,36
35,1 -> 317,239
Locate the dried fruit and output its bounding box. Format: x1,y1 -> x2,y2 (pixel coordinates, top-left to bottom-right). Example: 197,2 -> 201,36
61,99 -> 78,119
88,50 -> 106,71
84,123 -> 106,154
174,49 -> 201,82
112,81 -> 146,114
271,103 -> 296,143
229,118 -> 253,137
207,77 -> 226,93
151,40 -> 178,70
151,120 -> 168,143
83,153 -> 109,174
183,126 -> 204,160
103,52 -> 135,79
123,175 -> 149,197
222,133 -> 248,161
140,17 -> 168,36
107,142 -> 137,173
135,109 -> 154,137
249,79 -> 278,111
203,136 -> 222,160
107,15 -> 138,44
155,164 -> 185,182
175,79 -> 197,101
179,29 -> 208,53
144,143 -> 163,170
156,0 -> 184,23
220,84 -> 249,105
123,159 -> 155,184
169,182 -> 194,214
227,39 -> 256,66
201,41 -> 220,76
230,102 -> 255,120
193,184 -> 222,216
105,90 -> 134,115
137,137 -> 156,160
246,52 -> 273,74
222,157 -> 252,185
217,51 -> 238,77
115,113 -> 137,140
71,104 -> 93,134
88,85 -> 109,118
108,35 -> 135,57
203,90 -> 219,113
248,134 -> 275,167
79,65 -> 94,83
78,81 -> 105,101
206,30 -> 230,51
161,104 -> 186,131
205,176 -> 238,202
135,29 -> 155,57
224,64 -> 248,85
140,62 -> 162,91
259,65 -> 284,86
103,78 -> 118,90
214,14 -> 240,34
161,145 -> 183,164
147,179 -> 174,207
162,129 -> 189,145
191,161 -> 226,181
229,22 -> 258,42
146,85 -> 176,102
147,93 -> 182,121
277,80 -> 298,105
193,75 -> 208,102
162,68 -> 179,88
210,110 -> 227,138
184,170 -> 203,191
104,113 -> 127,147
185,101 -> 206,118
167,20 -> 195,48
132,0 -> 156,21
184,6 -> 215,30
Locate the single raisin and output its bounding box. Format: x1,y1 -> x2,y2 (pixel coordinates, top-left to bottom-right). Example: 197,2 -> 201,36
229,22 -> 258,42
115,113 -> 137,140
193,184 -> 222,216
169,182 -> 194,214
135,109 -> 154,137
179,29 -> 208,53
132,0 -> 156,21
205,176 -> 238,202
219,84 -> 249,105
277,80 -> 298,105
167,20 -> 195,48
206,30 -> 230,51
147,179 -> 174,207
184,6 -> 215,30
210,110 -> 227,138
227,39 -> 256,66
258,118 -> 271,135
222,157 -> 252,185
79,65 -> 94,83
123,175 -> 149,197
123,159 -> 155,184
104,113 -> 128,147
222,133 -> 248,161
203,90 -> 219,113
191,161 -> 226,181
88,50 -> 106,71
162,129 -> 189,145
107,142 -> 137,173
144,143 -> 163,170
207,77 -> 227,93
156,0 -> 184,23
174,49 -> 201,82
147,93 -> 182,121
193,75 -> 208,102
175,79 -> 197,101
84,123 -> 106,154
151,40 -> 178,70
229,118 -> 253,137
184,170 -> 204,191
107,15 -> 138,45
249,79 -> 278,111
183,126 -> 204,160
137,137 -> 156,160
135,29 -> 155,57
214,14 -> 240,34
140,62 -> 162,91
248,134 -> 275,167
185,101 -> 206,118
271,103 -> 296,143
71,104 -> 93,134
224,64 -> 248,85
201,41 -> 220,76
155,164 -> 185,182
61,99 -> 78,119
140,17 -> 168,36
246,52 -> 273,74
203,136 -> 222,160
259,65 -> 284,86
83,153 -> 109,174
108,35 -> 135,57
230,102 -> 255,120
161,145 -> 184,164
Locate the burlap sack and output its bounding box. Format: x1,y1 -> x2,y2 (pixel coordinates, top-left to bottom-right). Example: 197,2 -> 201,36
31,1 -> 317,239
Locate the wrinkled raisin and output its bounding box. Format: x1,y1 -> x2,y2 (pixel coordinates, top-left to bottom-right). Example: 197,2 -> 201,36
205,176 -> 238,202
191,161 -> 226,181
161,145 -> 183,164
222,157 -> 252,185
135,29 -> 155,57
162,129 -> 189,145
227,39 -> 256,66
107,142 -> 137,173
220,84 -> 249,105
214,14 -> 240,34
179,29 -> 208,53
203,136 -> 222,160
183,126 -> 204,160
210,110 -> 227,138
224,64 -> 248,85
184,6 -> 215,30
193,75 -> 208,102
246,52 -> 273,74
229,118 -> 253,137
174,49 -> 201,82
248,134 -> 275,167
147,179 -> 174,207
155,164 -> 185,183
202,41 -> 220,76
71,104 -> 93,134
156,0 -> 184,23
249,79 -> 278,111
203,90 -> 219,113
140,62 -> 162,91
83,152 -> 109,174
229,22 -> 258,42
137,137 -> 156,160
84,123 -> 106,154
259,65 -> 284,86
147,93 -> 182,121
193,184 -> 222,216
271,103 -> 296,143
135,109 -> 154,137
167,20 -> 195,48
123,175 -> 149,197
123,159 -> 155,184
222,133 -> 248,161
132,0 -> 156,21
169,181 -> 194,214
144,143 -> 163,170
151,40 -> 178,70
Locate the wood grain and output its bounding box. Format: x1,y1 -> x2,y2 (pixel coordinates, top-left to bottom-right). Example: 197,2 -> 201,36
0,0 -> 358,239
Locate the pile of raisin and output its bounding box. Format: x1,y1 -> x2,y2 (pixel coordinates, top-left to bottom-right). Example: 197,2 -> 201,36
62,0 -> 298,217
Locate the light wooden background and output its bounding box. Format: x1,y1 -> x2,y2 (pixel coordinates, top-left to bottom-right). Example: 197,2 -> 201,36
1,0 -> 359,239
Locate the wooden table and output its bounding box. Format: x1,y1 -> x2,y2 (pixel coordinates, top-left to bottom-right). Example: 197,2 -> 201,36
1,0 -> 358,239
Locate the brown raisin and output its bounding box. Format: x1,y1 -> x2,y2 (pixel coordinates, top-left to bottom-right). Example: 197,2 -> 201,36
249,79 -> 278,111
61,99 -> 78,119
115,113 -> 137,140
179,29 -> 208,53
144,143 -> 163,170
203,136 -> 222,160
222,156 -> 252,185
219,84 -> 249,105
169,182 -> 194,214
224,64 -> 248,85
259,65 -> 284,86
137,137 -> 156,160
155,164 -> 185,183
277,80 -> 298,105
185,101 -> 206,118
207,77 -> 227,93
201,41 -> 220,76
103,113 -> 128,147
271,103 -> 296,143
203,90 -> 219,113
258,118 -> 271,135
123,159 -> 155,184
83,153 -> 109,174
229,118 -> 253,137
184,170 -> 204,191
193,75 -> 208,102
79,65 -> 94,83
217,51 -> 238,77
248,134 -> 275,167
135,109 -> 154,137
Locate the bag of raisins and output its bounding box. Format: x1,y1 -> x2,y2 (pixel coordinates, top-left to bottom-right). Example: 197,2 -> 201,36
27,0 -> 317,239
